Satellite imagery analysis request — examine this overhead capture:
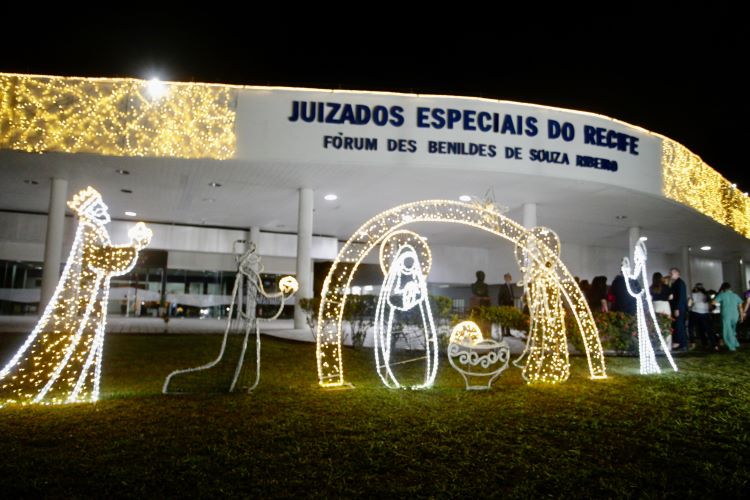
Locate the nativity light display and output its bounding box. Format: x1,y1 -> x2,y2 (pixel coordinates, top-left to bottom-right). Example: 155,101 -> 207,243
163,244 -> 298,394
447,321 -> 510,390
0,187 -> 152,406
621,237 -> 678,374
315,199 -> 607,388
373,230 -> 438,389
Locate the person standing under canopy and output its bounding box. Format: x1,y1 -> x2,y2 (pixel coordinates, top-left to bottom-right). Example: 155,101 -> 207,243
713,282 -> 743,352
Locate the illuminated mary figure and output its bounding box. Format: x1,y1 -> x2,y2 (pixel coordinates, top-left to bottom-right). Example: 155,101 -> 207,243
373,230 -> 438,389
0,186 -> 152,406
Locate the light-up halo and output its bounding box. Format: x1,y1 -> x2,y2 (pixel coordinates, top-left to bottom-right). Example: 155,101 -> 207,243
379,229 -> 432,277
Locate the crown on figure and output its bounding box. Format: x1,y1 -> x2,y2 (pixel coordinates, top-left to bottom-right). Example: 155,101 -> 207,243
67,186 -> 103,215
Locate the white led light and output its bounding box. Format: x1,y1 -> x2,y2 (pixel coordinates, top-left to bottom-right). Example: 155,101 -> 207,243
700,245 -> 711,251
373,232 -> 438,389
459,195 -> 472,202
324,194 -> 338,201
622,237 -> 678,374
0,187 -> 152,406
124,211 -> 137,217
146,78 -> 168,99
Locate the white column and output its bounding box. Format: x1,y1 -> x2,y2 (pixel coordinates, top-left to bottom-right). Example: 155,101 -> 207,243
294,188 -> 314,329
40,178 -> 68,309
681,246 -> 692,289
522,203 -> 537,229
628,226 -> 640,262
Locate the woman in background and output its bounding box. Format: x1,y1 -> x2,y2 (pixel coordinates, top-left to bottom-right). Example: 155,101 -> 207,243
586,276 -> 609,313
650,272 -> 672,315
690,283 -> 716,351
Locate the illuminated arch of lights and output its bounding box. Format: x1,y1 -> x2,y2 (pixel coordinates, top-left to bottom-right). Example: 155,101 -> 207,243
316,199 -> 607,387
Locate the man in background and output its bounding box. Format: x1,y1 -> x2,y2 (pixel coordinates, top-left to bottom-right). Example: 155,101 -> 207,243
498,273 -> 515,337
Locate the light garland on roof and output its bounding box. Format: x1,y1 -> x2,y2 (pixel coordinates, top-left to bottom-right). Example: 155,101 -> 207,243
373,231 -> 437,389
315,199 -> 607,388
0,187 -> 152,406
662,138 -> 750,238
621,237 -> 678,374
0,73 -> 236,159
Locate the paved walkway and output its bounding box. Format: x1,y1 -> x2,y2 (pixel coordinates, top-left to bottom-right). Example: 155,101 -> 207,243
0,315 -> 527,353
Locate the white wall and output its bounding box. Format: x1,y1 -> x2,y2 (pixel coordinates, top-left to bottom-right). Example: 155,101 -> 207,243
692,257 -> 724,290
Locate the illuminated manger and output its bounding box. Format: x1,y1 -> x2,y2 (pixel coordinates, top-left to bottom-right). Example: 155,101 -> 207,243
447,321 -> 510,390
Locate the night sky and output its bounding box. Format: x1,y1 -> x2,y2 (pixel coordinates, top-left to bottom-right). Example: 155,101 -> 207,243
2,11 -> 746,186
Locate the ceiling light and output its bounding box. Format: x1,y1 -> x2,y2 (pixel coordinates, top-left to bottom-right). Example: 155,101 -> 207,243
121,188 -> 133,194
208,182 -> 222,188
23,179 -> 39,185
616,215 -> 628,220
459,195 -> 471,202
324,194 -> 338,201
116,169 -> 130,175
700,246 -> 711,251
125,211 -> 137,217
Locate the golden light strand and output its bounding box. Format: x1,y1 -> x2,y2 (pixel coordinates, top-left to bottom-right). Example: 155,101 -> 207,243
0,74 -> 236,159
662,138 -> 750,238
0,187 -> 151,406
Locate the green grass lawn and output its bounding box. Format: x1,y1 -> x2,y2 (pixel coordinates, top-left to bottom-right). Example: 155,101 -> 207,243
0,333 -> 748,498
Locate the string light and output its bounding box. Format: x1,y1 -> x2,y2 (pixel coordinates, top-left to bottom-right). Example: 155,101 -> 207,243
373,232 -> 437,389
0,73 -> 236,159
163,244 -> 298,394
512,227 -> 571,383
447,321 -> 510,390
316,200 -> 607,387
0,187 -> 152,406
621,237 -> 678,374
662,139 -> 750,238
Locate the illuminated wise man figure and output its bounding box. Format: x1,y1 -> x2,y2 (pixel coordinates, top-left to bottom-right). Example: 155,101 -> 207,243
374,237 -> 438,389
621,237 -> 678,374
0,186 -> 152,406
514,227 -> 570,383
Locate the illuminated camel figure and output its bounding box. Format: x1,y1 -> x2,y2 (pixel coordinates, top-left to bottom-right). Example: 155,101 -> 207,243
621,237 -> 678,374
163,243 -> 298,394
316,199 -> 607,388
0,186 -> 152,406
373,230 -> 438,389
513,227 -> 571,383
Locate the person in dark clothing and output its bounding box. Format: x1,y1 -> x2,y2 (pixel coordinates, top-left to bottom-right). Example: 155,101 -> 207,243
497,273 -> 515,337
586,276 -> 608,313
669,267 -> 689,351
610,271 -> 637,315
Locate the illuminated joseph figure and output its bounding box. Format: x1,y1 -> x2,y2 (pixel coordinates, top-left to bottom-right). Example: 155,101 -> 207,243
0,186 -> 152,406
373,230 -> 437,389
